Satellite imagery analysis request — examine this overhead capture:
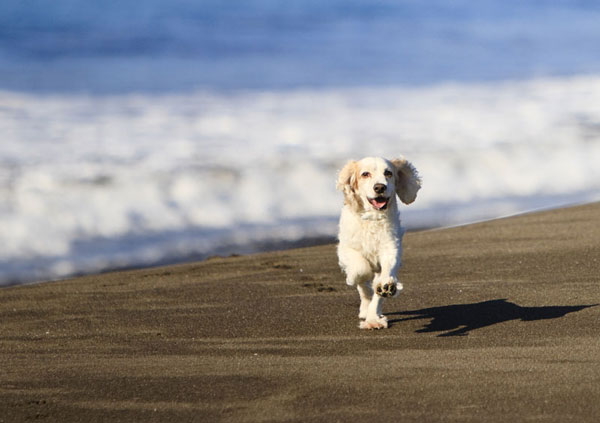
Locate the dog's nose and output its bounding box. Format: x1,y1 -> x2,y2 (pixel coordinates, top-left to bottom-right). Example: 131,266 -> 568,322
373,183 -> 386,194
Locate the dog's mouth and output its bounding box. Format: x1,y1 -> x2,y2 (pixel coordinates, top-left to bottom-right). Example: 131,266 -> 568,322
368,196 -> 389,210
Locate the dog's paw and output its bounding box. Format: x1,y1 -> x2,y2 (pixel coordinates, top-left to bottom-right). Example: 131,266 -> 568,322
359,315 -> 388,330
375,279 -> 403,298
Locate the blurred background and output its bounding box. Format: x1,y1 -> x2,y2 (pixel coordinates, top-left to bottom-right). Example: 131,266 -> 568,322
1,0 -> 600,285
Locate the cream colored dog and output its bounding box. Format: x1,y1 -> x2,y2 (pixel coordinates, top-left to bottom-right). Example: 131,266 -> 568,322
337,156 -> 421,329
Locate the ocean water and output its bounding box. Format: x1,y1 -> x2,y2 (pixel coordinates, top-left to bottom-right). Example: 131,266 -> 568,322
1,0 -> 600,284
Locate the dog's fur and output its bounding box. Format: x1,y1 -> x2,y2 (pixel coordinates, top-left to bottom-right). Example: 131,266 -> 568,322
336,157 -> 421,329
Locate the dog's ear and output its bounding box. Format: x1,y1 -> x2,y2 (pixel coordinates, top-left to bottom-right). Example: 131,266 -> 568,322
391,157 -> 421,204
337,160 -> 361,211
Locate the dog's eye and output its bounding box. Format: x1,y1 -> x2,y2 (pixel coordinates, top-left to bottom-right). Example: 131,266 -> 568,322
384,170 -> 393,178
361,171 -> 371,178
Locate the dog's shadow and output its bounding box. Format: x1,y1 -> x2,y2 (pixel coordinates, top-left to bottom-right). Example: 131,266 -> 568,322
387,299 -> 596,337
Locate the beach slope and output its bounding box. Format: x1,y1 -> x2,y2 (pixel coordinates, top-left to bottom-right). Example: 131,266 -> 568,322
1,203 -> 599,422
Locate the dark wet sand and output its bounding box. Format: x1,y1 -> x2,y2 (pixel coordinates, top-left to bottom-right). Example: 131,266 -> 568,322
1,203 -> 599,422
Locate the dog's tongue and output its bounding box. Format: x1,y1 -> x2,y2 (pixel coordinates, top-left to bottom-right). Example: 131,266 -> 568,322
369,197 -> 387,210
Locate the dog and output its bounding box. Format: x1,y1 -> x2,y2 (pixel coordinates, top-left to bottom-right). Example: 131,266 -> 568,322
336,156 -> 421,329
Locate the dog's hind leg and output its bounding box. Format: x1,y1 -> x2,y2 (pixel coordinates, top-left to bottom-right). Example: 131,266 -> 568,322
360,294 -> 388,329
356,282 -> 373,319
338,246 -> 381,326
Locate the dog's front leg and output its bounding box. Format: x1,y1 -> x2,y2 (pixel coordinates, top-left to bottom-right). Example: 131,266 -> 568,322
361,245 -> 404,330
373,240 -> 404,299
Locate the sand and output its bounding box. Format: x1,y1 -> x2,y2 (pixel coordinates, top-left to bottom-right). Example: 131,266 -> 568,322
1,202 -> 599,422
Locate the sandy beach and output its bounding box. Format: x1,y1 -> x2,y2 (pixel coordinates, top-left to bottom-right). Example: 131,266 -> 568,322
1,202 -> 599,422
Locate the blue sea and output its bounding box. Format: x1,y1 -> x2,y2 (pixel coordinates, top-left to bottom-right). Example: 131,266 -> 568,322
1,0 -> 600,284
3,0 -> 600,92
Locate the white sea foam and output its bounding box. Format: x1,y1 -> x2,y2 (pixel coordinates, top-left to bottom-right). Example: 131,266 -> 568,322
2,75 -> 600,284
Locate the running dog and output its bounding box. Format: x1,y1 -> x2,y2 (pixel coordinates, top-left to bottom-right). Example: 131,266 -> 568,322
337,156 -> 421,329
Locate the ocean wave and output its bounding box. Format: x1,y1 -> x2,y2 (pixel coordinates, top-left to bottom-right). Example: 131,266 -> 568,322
1,75 -> 600,283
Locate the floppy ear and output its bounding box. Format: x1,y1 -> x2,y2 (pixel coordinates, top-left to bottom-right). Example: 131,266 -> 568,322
336,160 -> 361,211
391,157 -> 421,204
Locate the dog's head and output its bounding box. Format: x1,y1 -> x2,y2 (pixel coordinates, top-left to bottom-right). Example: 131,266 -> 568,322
336,156 -> 421,213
